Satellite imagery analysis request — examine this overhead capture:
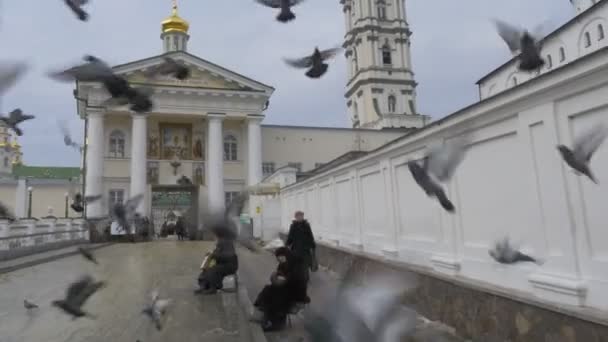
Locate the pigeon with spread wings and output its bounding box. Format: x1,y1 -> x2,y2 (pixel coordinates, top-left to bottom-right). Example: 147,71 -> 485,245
493,18 -> 548,72
284,46 -> 342,79
64,0 -> 90,21
143,57 -> 190,80
254,0 -> 306,23
58,120 -> 83,153
0,61 -> 28,96
52,275 -> 106,319
0,109 -> 35,136
558,123 -> 608,183
111,194 -> 144,233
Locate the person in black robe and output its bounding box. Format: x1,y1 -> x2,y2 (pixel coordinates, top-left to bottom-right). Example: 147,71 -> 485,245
195,225 -> 239,295
175,216 -> 185,241
286,211 -> 316,302
253,247 -> 309,332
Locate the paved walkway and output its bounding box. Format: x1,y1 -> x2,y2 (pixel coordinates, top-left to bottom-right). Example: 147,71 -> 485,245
0,241 -> 252,342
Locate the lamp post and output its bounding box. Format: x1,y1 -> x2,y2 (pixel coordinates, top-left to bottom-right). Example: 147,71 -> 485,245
64,192 -> 69,218
27,186 -> 33,219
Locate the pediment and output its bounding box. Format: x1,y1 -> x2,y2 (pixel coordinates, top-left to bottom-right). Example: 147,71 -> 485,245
111,52 -> 274,94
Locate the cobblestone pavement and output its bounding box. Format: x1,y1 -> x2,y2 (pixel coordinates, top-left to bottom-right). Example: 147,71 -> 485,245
0,240 -> 251,342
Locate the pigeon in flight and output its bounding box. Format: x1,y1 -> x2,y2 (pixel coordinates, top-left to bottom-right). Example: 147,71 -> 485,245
64,0 -> 90,21
0,61 -> 28,96
111,194 -> 144,232
408,136 -> 469,212
142,290 -> 171,331
284,46 -> 343,79
144,57 -> 190,80
557,123 -> 608,184
493,19 -> 547,72
48,55 -> 153,113
23,300 -> 39,310
0,201 -> 15,221
58,120 -> 83,152
489,237 -> 542,265
0,109 -> 35,136
52,275 -> 106,319
70,193 -> 102,213
77,247 -> 98,264
254,0 -> 306,23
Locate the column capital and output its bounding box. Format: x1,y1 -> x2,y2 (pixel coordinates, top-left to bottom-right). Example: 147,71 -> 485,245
207,113 -> 226,120
246,114 -> 264,123
86,107 -> 106,117
131,113 -> 148,119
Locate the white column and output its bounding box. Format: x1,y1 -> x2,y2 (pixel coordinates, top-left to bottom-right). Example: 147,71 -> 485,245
14,178 -> 27,218
130,113 -> 147,215
85,109 -> 105,218
247,114 -> 263,186
207,114 -> 225,213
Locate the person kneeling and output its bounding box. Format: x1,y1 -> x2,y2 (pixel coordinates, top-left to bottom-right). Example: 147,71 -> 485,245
253,247 -> 309,332
195,228 -> 238,295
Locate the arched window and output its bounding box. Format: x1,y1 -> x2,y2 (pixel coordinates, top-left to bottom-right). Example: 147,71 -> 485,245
388,95 -> 396,112
559,47 -> 566,62
598,24 -> 605,40
223,134 -> 237,161
512,77 -> 518,86
376,0 -> 387,20
585,31 -> 592,47
381,42 -> 392,65
546,54 -> 553,69
109,130 -> 125,158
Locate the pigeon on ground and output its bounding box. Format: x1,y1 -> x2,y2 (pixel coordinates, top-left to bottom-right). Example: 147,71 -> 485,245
23,300 -> 39,310
58,120 -> 83,152
0,62 -> 28,96
254,0 -> 305,23
493,18 -> 548,72
48,55 -> 153,113
77,247 -> 98,264
71,193 -> 102,213
111,194 -> 144,232
144,57 -> 190,80
52,275 -> 106,319
0,201 -> 15,221
284,46 -> 343,79
142,290 -> 171,331
557,123 -> 608,184
408,136 -> 469,213
489,237 -> 542,265
64,0 -> 90,21
0,109 -> 34,136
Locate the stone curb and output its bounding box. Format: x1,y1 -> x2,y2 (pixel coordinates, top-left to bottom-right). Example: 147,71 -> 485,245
237,269 -> 268,342
0,243 -> 114,274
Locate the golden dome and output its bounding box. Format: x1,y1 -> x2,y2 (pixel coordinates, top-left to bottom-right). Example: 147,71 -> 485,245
161,1 -> 189,34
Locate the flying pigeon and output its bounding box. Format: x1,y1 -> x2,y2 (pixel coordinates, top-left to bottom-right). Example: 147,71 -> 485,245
52,275 -> 106,319
254,0 -> 305,23
0,201 -> 15,221
64,0 -> 90,21
111,194 -> 144,232
284,46 -> 343,79
23,299 -> 39,310
408,162 -> 454,212
58,120 -> 83,152
0,109 -> 35,136
489,237 -> 542,265
71,193 -> 102,213
144,57 -> 190,80
557,123 -> 608,184
77,247 -> 98,264
493,18 -> 548,72
0,61 -> 28,96
48,55 -> 153,113
142,290 -> 171,331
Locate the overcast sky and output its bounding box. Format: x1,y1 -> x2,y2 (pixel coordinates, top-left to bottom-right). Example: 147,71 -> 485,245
0,0 -> 574,166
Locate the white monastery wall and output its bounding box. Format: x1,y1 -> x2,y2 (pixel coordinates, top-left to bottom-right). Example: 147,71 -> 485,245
479,1 -> 608,100
278,47 -> 608,312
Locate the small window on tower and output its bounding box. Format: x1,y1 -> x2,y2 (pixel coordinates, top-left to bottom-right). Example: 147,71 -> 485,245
598,24 -> 605,40
377,0 -> 387,20
585,32 -> 591,47
382,44 -> 392,65
559,47 -> 566,62
388,95 -> 396,112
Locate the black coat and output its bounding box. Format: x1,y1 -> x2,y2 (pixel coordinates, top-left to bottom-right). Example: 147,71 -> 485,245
286,220 -> 316,258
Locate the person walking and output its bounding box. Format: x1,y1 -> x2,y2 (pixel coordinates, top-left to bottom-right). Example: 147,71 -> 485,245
285,210 -> 316,304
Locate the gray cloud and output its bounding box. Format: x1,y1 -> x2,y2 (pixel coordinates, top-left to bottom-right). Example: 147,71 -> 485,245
0,0 -> 575,166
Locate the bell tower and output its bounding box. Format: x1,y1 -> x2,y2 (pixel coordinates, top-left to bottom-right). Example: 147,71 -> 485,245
341,0 -> 429,129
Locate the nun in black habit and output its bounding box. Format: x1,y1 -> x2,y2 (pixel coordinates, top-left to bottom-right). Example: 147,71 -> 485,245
195,222 -> 239,295
254,247 -> 309,331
